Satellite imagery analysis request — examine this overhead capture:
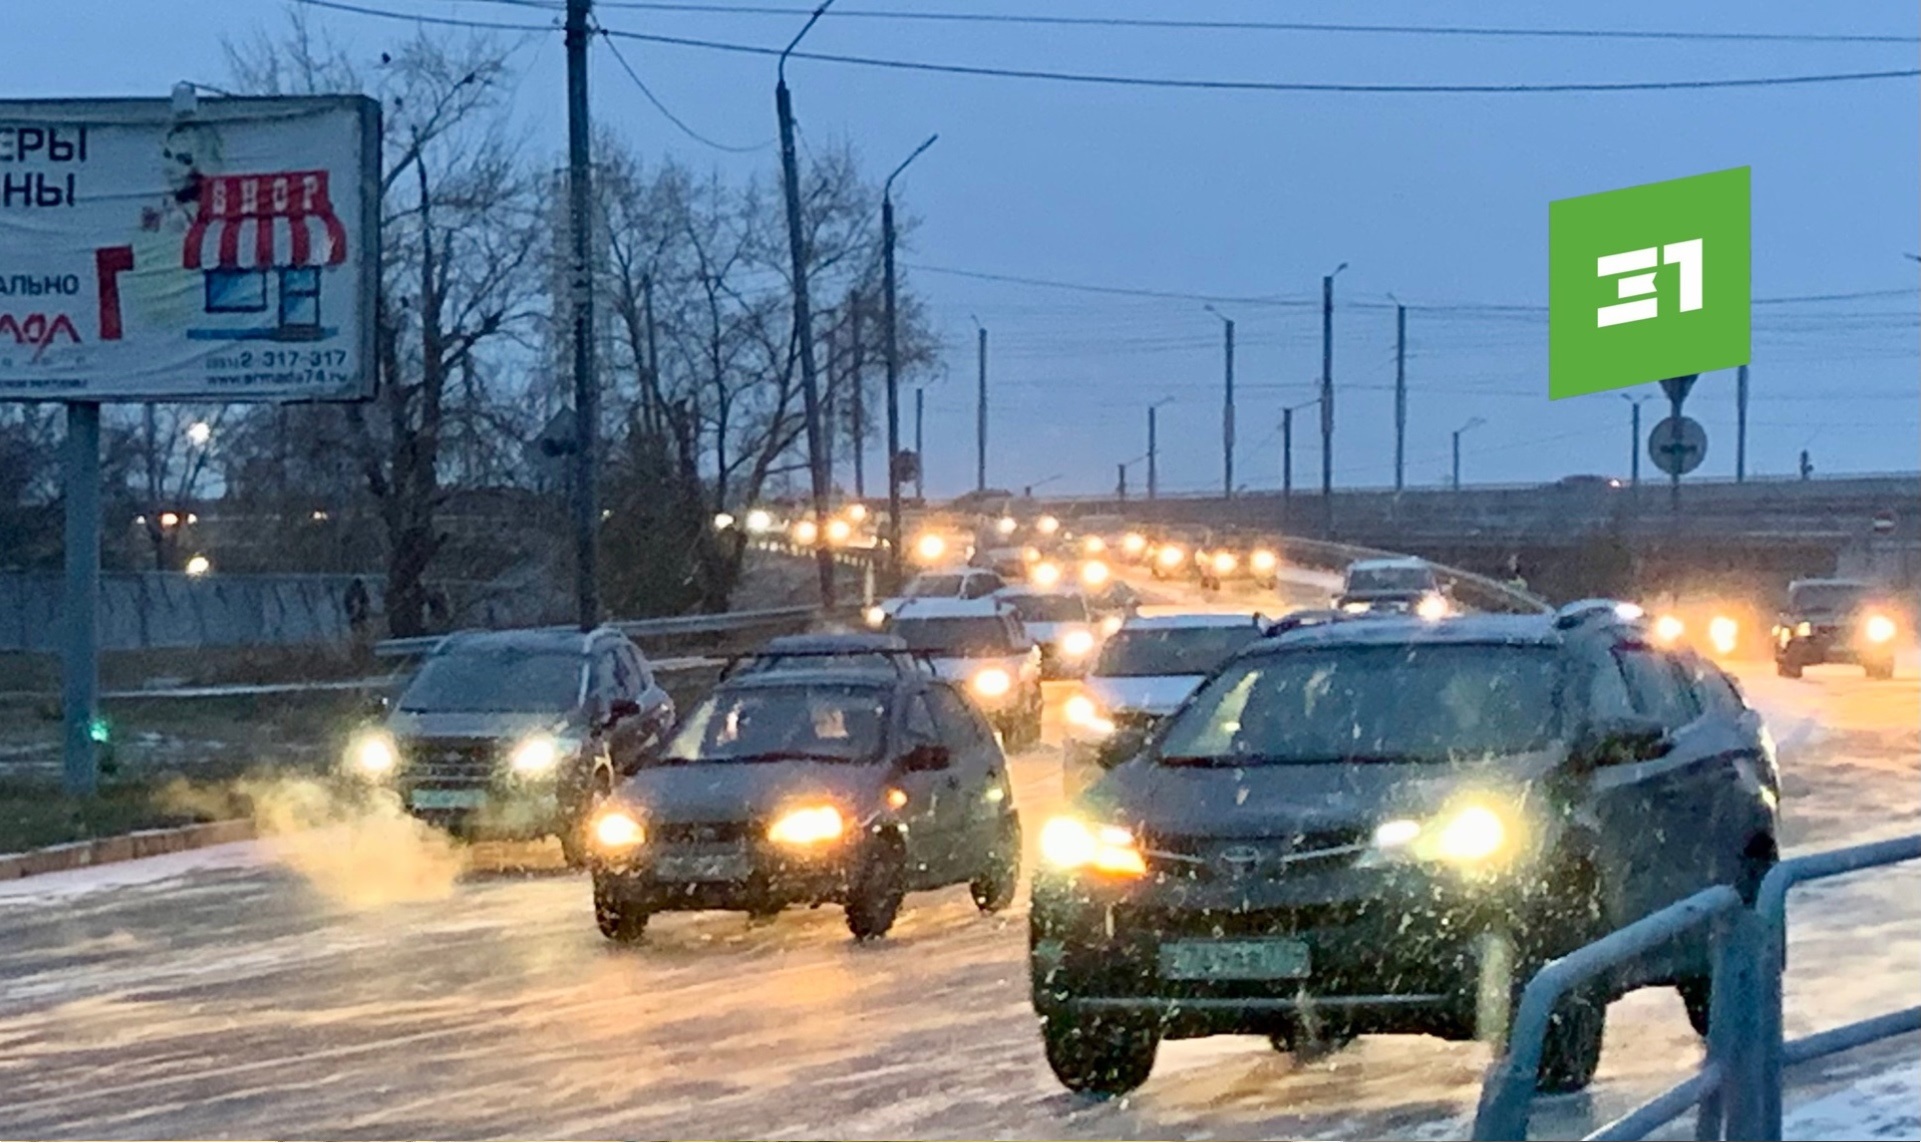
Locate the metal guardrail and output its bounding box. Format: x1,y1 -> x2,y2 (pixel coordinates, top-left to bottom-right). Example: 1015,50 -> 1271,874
372,606 -> 821,659
1472,833 -> 1921,1141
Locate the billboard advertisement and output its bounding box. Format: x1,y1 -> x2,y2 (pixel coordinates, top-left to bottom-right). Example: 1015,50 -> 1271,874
0,95 -> 378,402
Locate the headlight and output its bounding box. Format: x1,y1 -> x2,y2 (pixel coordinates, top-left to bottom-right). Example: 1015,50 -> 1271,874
592,809 -> 645,851
1416,593 -> 1449,621
1032,561 -> 1062,588
1250,549 -> 1278,574
1653,614 -> 1685,643
1080,560 -> 1111,588
1708,615 -> 1739,655
1036,515 -> 1060,535
744,508 -> 774,534
824,518 -> 853,545
510,733 -> 567,776
1864,614 -> 1897,643
1064,692 -> 1113,736
346,730 -> 398,778
1100,614 -> 1124,637
1121,533 -> 1146,556
1369,804 -> 1515,867
1795,621 -> 1813,637
1212,552 -> 1237,575
1615,602 -> 1645,622
1040,817 -> 1146,877
972,667 -> 1013,699
996,516 -> 1018,536
864,605 -> 886,628
792,520 -> 819,546
914,533 -> 946,562
1156,545 -> 1185,569
1060,628 -> 1096,658
767,805 -> 845,846
1341,600 -> 1370,614
1083,536 -> 1106,555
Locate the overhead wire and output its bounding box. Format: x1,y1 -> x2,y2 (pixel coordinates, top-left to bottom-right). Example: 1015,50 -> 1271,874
595,24 -> 772,151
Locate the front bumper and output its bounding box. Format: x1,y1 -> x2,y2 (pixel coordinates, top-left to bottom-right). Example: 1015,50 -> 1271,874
1778,630 -> 1890,666
397,785 -> 572,839
593,834 -> 858,912
1039,643 -> 1092,678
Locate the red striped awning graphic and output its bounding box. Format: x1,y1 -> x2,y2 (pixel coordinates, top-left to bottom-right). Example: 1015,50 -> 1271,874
183,171 -> 348,271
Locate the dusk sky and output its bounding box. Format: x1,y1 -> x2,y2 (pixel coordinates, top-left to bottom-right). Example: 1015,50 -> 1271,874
10,0 -> 1916,498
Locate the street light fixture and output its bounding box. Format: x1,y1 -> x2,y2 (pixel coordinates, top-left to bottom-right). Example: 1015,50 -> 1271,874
1451,416 -> 1486,491
881,132 -> 938,587
1320,262 -> 1349,537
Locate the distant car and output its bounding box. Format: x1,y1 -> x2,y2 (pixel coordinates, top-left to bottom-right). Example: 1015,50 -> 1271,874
724,632 -> 931,680
886,597 -> 1045,748
344,626 -> 675,867
1772,578 -> 1899,679
1552,474 -> 1625,490
583,667 -> 1023,942
865,566 -> 1006,627
973,545 -> 1030,581
1031,604 -> 1779,1098
1336,556 -> 1450,618
997,587 -> 1101,679
1060,613 -> 1269,796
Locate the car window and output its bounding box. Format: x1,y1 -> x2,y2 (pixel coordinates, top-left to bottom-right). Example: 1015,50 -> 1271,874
926,684 -> 995,760
1615,647 -> 1701,728
399,649 -> 584,713
1003,615 -> 1029,647
904,692 -> 940,745
1685,656 -> 1747,718
607,644 -> 637,696
1587,653 -> 1637,719
658,684 -> 889,764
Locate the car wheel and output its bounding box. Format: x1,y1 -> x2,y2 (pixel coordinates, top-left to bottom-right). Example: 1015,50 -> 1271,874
970,812 -> 1022,913
845,837 -> 906,941
1269,1027 -> 1355,1060
559,828 -> 589,870
592,873 -> 648,944
1776,656 -> 1803,678
1482,876 -> 1608,1095
1866,658 -> 1895,680
1040,1011 -> 1159,1097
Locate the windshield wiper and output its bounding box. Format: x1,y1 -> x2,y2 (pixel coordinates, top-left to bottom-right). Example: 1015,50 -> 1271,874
725,749 -> 864,764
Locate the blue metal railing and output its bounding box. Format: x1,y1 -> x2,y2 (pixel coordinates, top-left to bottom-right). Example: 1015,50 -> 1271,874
1471,833 -> 1921,1141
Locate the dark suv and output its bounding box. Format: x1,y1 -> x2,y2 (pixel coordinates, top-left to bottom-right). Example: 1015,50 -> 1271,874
1029,602 -> 1779,1097
1772,578 -> 1899,679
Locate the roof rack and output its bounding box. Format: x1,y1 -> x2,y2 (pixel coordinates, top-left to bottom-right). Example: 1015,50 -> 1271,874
1552,598 -> 1645,630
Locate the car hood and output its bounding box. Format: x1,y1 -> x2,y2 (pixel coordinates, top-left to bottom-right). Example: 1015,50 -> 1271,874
614,760 -> 886,824
1086,748 -> 1561,839
387,709 -> 573,741
1338,588 -> 1430,604
1026,621 -> 1090,643
1085,674 -> 1207,717
929,653 -> 1025,682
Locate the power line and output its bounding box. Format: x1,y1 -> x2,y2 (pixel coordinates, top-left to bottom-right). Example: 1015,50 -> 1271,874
295,0 -> 554,31
595,27 -> 1921,95
596,26 -> 770,152
582,3 -> 1920,47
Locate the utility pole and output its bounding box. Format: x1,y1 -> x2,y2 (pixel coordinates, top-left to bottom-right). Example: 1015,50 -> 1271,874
1621,392 -> 1650,498
974,320 -> 988,492
1146,398 -> 1171,501
882,134 -> 935,585
848,289 -> 864,500
1117,462 -> 1127,501
913,386 -> 924,500
641,271 -> 660,438
1736,363 -> 1749,482
1205,306 -> 1235,499
565,0 -> 599,630
1321,263 -> 1347,538
1451,417 -> 1485,491
1393,301 -> 1407,495
1281,405 -> 1294,511
775,1 -> 837,606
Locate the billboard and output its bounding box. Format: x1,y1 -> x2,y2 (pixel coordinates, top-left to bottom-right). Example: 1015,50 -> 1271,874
0,96 -> 379,402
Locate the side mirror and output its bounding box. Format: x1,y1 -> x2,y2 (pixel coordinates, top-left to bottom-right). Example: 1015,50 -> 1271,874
901,743 -> 951,772
1096,724 -> 1152,770
1574,715 -> 1671,769
604,698 -> 642,727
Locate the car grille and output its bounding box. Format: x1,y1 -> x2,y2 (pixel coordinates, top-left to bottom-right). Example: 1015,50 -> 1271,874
401,739 -> 501,787
1141,827 -> 1372,882
652,821 -> 756,847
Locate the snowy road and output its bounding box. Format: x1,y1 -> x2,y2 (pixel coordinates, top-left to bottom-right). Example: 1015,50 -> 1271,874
0,576 -> 1914,1140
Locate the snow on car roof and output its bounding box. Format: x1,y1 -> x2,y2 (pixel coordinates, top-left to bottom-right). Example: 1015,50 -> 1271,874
891,597 -> 1010,619
1347,556 -> 1432,571
1120,612 -> 1266,631
1262,612 -> 1558,649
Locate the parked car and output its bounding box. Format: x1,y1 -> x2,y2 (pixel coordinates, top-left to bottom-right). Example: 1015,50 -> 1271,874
1030,603 -> 1779,1098
1772,578 -> 1900,678
343,626 -> 675,867
1060,612 -> 1269,796
885,598 -> 1045,748
583,666 -> 1023,942
996,587 -> 1101,679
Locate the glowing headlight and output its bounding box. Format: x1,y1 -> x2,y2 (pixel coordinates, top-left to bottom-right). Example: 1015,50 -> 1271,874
1080,560 -> 1111,588
792,520 -> 819,546
1373,818 -> 1421,849
1434,805 -> 1508,863
864,605 -> 887,628
1795,621 -> 1813,637
510,733 -> 566,776
824,518 -> 853,545
1040,817 -> 1145,877
1212,552 -> 1237,575
1122,533 -> 1146,556
1083,536 -> 1107,555
713,512 -> 736,531
845,503 -> 867,522
1615,602 -> 1645,622
1156,545 -> 1186,569
971,667 -> 1013,699
1250,549 -> 1278,574
1864,614 -> 1897,644
1063,692 -> 1111,734
1341,600 -> 1370,614
1060,628 -> 1097,657
1100,614 -> 1124,637
915,533 -> 947,562
1708,615 -> 1739,656
593,809 -> 645,850
1653,614 -> 1685,643
1417,593 -> 1449,621
1032,561 -> 1063,588
745,508 -> 774,534
996,515 -> 1018,536
767,805 -> 845,846
1036,515 -> 1060,535
347,731 -> 398,778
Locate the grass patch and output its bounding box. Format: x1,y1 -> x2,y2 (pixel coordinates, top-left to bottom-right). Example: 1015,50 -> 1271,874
0,773 -> 212,854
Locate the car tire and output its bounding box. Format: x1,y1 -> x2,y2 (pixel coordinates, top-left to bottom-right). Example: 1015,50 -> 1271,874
1484,876 -> 1609,1095
560,829 -> 589,870
1776,656 -> 1803,678
970,812 -> 1022,913
593,874 -> 649,944
1040,1011 -> 1159,1097
845,838 -> 906,941
1866,659 -> 1895,680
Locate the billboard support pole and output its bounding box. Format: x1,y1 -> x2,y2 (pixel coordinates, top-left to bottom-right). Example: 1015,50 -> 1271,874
61,401 -> 101,796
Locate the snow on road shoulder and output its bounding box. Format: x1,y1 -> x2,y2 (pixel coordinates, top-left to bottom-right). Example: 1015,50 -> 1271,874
1785,1061 -> 1921,1141
0,840 -> 265,907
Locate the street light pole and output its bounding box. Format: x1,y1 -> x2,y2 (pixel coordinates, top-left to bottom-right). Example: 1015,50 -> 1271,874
564,0 -> 599,630
1320,262 -> 1348,538
1451,416 -> 1485,491
974,320 -> 988,492
775,0 -> 838,607
1146,397 -> 1172,502
1204,305 -> 1235,500
882,132 -> 936,587
1621,392 -> 1650,494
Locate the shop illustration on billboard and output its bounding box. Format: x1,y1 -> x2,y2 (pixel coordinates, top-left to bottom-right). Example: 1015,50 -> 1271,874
180,169 -> 349,342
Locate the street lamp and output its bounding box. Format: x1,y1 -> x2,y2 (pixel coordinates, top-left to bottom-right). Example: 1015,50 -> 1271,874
1146,396 -> 1174,501
1620,392 -> 1654,491
882,133 -> 937,586
1451,416 -> 1486,491
1321,262 -> 1349,537
1203,304 -> 1235,500
775,0 -> 839,606
186,421 -> 212,447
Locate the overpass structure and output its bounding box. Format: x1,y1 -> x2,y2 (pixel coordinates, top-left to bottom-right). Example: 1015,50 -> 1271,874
1039,473 -> 1919,603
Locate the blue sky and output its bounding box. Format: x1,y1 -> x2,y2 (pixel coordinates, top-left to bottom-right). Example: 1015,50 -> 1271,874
8,0 -> 1916,497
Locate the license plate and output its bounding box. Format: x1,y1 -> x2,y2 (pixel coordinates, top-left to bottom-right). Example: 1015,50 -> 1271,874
409,788 -> 488,811
653,852 -> 753,883
1159,939 -> 1311,981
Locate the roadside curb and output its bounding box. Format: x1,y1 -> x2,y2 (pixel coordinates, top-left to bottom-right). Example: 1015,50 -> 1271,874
0,819 -> 257,882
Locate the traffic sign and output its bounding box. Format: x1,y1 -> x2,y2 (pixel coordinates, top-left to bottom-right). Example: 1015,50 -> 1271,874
1648,415 -> 1708,476
1658,374 -> 1699,405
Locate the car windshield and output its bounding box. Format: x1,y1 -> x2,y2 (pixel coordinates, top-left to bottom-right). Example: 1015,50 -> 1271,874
657,684 -> 889,764
739,652 -> 903,675
892,616 -> 1015,656
1093,626 -> 1261,678
1155,644 -> 1561,765
1006,594 -> 1089,623
398,649 -> 582,713
1346,565 -> 1435,593
907,574 -> 965,597
1791,583 -> 1869,613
